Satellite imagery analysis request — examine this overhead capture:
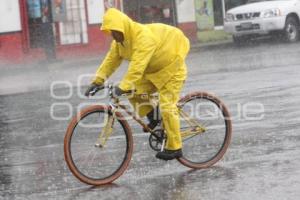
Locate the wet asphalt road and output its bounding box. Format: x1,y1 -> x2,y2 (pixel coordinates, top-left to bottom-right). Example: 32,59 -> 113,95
1,40 -> 300,200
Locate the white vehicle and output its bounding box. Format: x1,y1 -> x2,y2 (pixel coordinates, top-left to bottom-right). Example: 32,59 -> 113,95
224,0 -> 300,43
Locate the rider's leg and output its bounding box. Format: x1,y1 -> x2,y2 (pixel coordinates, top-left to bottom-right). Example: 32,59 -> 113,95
128,78 -> 157,117
159,81 -> 184,150
145,106 -> 160,130
156,65 -> 186,160
129,96 -> 153,117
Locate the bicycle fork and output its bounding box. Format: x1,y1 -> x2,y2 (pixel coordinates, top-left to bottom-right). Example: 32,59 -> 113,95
95,108 -> 116,148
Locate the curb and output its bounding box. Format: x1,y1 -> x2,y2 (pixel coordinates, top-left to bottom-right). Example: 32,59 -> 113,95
190,39 -> 233,51
0,40 -> 233,69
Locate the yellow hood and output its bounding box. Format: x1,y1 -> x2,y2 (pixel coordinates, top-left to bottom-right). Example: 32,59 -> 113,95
101,8 -> 133,39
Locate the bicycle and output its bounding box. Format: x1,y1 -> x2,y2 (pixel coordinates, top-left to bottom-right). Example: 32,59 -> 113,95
64,84 -> 232,185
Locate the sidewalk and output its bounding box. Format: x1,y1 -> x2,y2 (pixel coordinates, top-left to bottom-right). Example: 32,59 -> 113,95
0,40 -> 233,96
0,57 -> 104,95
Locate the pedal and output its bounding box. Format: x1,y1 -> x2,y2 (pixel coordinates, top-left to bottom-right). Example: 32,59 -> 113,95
94,143 -> 103,148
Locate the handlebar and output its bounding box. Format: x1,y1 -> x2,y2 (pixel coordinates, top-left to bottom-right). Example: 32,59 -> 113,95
88,84 -> 135,98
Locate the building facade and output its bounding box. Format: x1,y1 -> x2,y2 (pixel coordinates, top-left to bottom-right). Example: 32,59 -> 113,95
0,0 -> 115,63
0,0 -> 248,63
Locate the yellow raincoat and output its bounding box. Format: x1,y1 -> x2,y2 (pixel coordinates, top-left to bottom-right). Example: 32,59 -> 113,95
92,8 -> 190,150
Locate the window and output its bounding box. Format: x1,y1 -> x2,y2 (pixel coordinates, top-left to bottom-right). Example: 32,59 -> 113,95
87,0 -> 105,24
225,0 -> 248,11
123,0 -> 177,26
0,0 -> 21,33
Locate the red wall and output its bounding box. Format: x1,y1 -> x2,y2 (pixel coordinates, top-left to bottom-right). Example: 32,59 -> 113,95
0,32 -> 24,63
178,22 -> 198,43
0,25 -> 111,64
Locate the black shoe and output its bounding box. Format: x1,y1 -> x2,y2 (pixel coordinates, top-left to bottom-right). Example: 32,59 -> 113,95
143,107 -> 160,132
156,149 -> 183,161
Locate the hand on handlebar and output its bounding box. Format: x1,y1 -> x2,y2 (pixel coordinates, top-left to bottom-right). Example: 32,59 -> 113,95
85,83 -> 104,97
85,83 -> 135,98
112,85 -> 137,97
113,86 -> 127,97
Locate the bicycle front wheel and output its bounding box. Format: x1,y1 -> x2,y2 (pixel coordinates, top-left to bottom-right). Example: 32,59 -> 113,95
64,105 -> 133,185
177,92 -> 232,169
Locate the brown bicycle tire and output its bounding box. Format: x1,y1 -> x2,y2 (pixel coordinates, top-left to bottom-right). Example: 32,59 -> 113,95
64,105 -> 134,185
177,92 -> 232,169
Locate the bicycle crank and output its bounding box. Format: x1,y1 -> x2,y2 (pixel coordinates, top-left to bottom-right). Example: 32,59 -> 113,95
149,129 -> 167,152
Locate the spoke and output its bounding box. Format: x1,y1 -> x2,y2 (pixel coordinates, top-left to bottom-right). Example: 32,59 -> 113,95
183,132 -> 201,142
180,110 -> 198,127
205,124 -> 225,130
86,149 -> 97,172
79,147 -> 94,170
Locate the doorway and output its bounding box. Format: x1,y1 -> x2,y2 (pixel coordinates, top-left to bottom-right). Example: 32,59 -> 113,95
213,0 -> 224,26
26,0 -> 55,48
26,0 -> 56,60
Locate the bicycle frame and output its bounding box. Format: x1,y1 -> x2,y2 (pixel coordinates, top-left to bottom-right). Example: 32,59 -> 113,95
95,84 -> 207,147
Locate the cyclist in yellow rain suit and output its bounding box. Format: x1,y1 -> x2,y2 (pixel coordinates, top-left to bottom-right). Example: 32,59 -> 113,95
85,8 -> 190,160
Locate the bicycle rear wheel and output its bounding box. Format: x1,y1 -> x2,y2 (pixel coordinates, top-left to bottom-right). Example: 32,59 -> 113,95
177,92 -> 232,169
64,105 -> 133,185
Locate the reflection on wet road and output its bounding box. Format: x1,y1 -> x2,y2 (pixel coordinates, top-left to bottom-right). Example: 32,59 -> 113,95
1,42 -> 300,199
